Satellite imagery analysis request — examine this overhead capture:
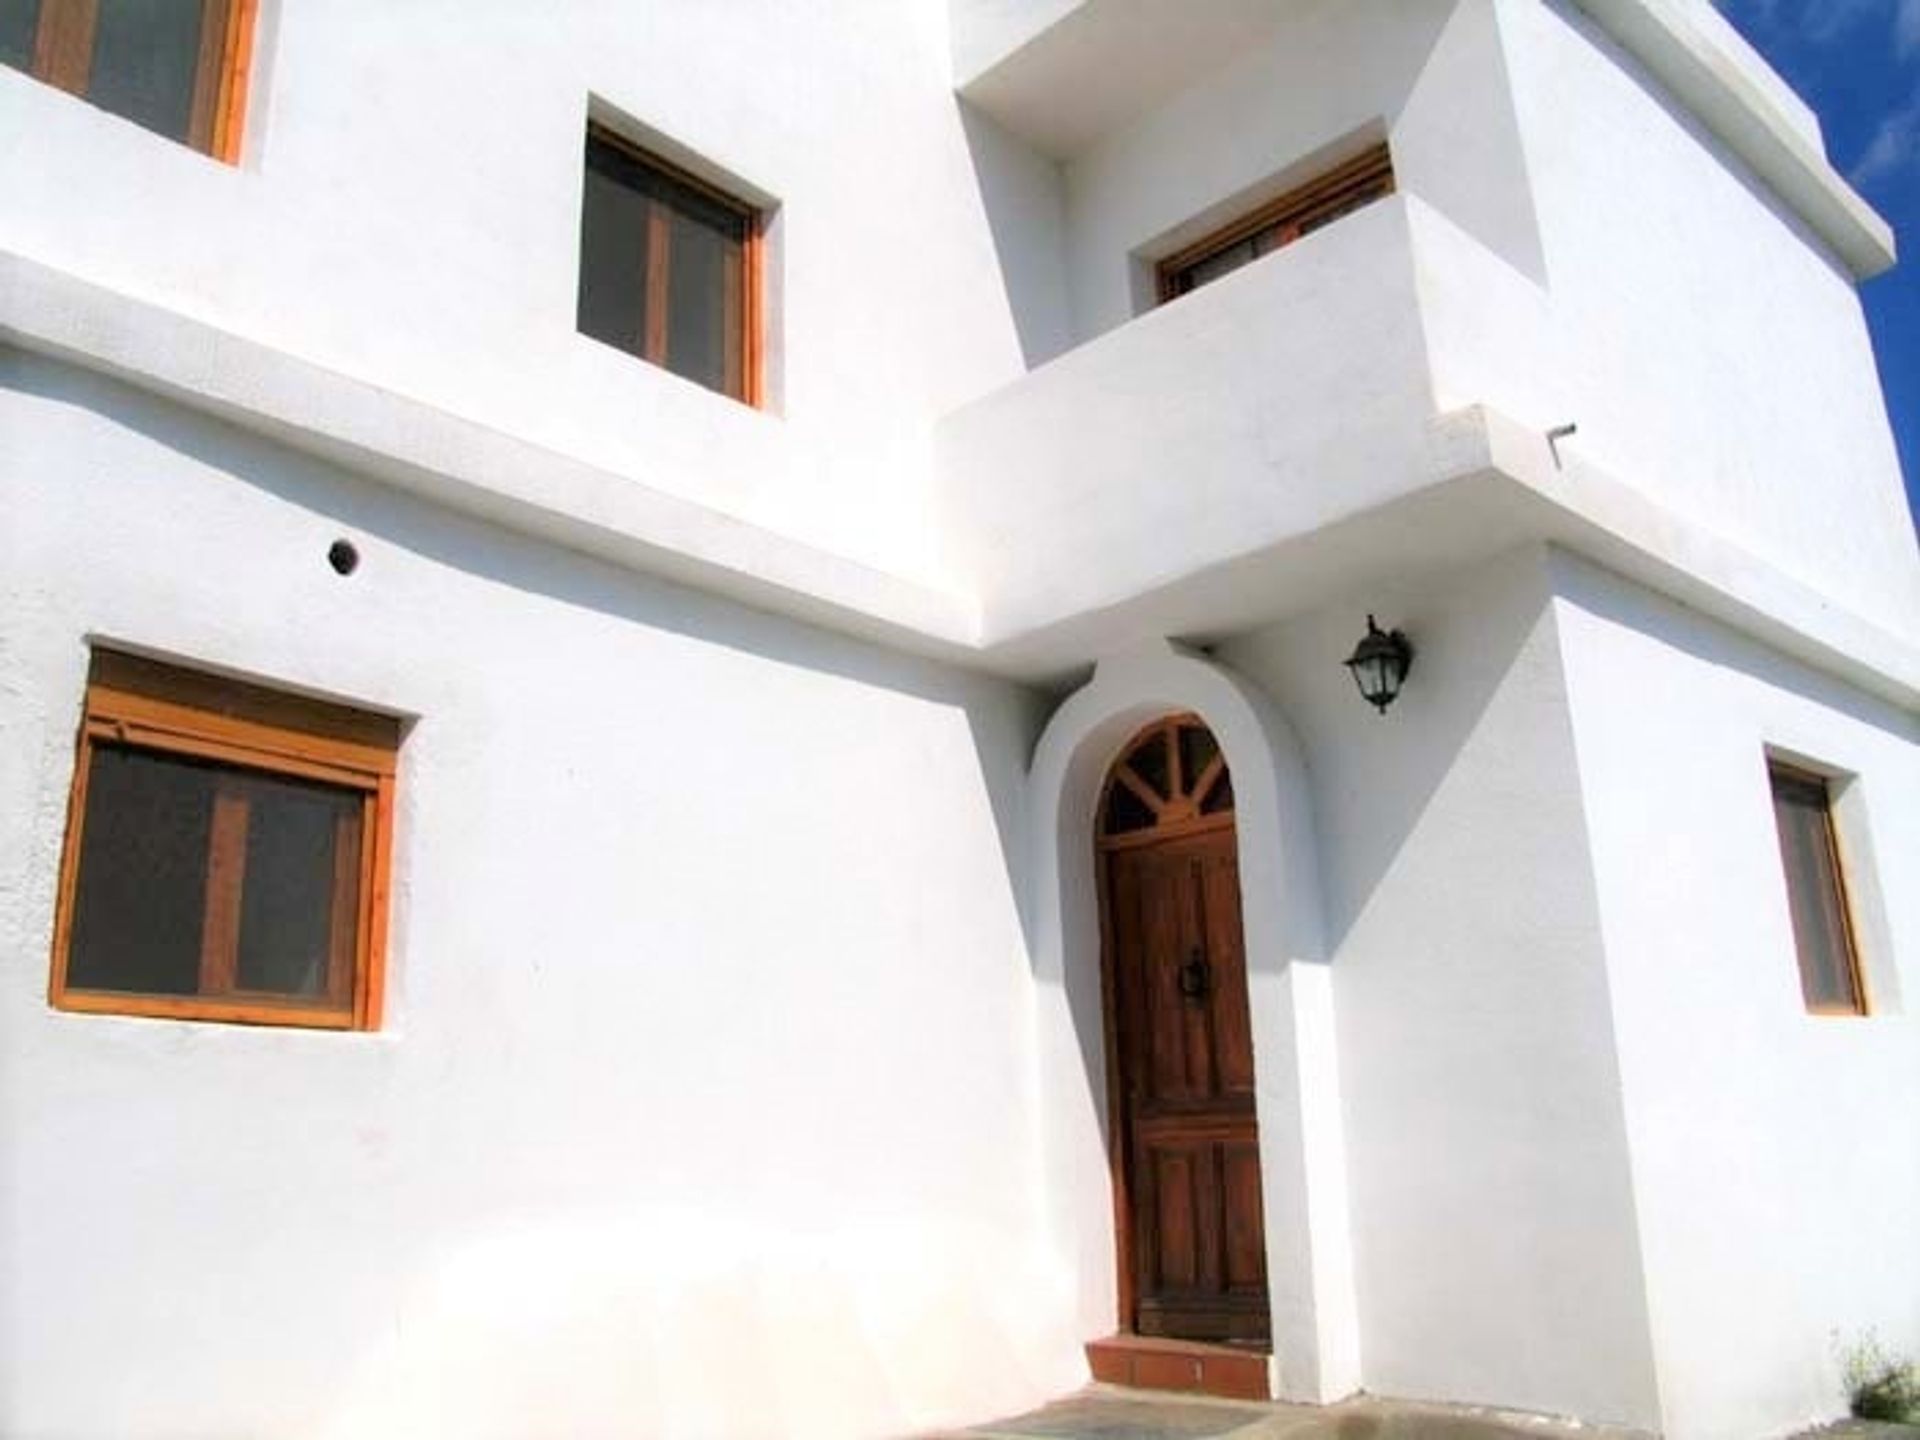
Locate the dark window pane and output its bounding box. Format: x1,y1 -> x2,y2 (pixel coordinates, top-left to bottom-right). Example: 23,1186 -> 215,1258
235,773 -> 361,998
578,141 -> 655,354
87,0 -> 206,144
1183,237 -> 1258,293
1769,770 -> 1861,1012
577,130 -> 750,400
1177,725 -> 1219,798
1128,731 -> 1171,801
1201,770 -> 1235,815
666,203 -> 738,394
1104,782 -> 1156,835
67,745 -> 214,995
0,0 -> 40,71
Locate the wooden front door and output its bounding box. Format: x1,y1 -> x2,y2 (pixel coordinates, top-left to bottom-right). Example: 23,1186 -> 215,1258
1099,716 -> 1269,1345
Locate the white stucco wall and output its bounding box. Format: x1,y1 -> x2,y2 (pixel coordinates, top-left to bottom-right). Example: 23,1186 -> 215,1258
1218,549 -> 1663,1431
1552,551 -> 1920,1440
0,0 -> 1031,586
0,350 -> 1073,1440
1490,0 -> 1919,634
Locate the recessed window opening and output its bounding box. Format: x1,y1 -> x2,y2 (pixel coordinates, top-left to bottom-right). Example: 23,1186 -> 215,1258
49,650 -> 399,1030
1767,759 -> 1867,1016
2,0 -> 258,161
577,123 -> 764,405
1157,142 -> 1395,303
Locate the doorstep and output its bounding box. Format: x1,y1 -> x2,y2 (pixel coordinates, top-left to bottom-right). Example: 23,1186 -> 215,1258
1085,1334 -> 1271,1401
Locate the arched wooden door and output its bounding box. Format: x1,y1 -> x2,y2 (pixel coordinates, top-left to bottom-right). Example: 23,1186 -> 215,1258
1099,715 -> 1269,1345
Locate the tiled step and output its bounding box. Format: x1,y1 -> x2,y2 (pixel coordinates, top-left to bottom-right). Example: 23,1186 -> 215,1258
1085,1333 -> 1273,1401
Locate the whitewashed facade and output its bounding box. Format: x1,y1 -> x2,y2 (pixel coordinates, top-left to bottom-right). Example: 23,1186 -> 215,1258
1,3 -> 1914,1439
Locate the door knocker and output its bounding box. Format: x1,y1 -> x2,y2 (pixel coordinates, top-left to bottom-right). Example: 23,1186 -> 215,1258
1177,949 -> 1211,1001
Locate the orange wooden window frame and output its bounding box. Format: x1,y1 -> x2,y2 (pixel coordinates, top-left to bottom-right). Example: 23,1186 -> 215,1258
1157,143 -> 1396,303
582,123 -> 766,408
1767,760 -> 1869,1017
11,0 -> 258,163
48,651 -> 399,1031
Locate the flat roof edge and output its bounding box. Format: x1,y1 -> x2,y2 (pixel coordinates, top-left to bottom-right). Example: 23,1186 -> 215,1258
1570,0 -> 1896,279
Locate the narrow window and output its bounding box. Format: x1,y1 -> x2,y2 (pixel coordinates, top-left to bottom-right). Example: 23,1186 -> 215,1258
49,650 -> 399,1030
1158,143 -> 1395,302
2,0 -> 257,161
577,125 -> 762,405
1767,762 -> 1866,1015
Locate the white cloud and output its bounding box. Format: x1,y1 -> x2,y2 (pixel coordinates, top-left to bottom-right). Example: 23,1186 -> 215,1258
1716,0 -> 1885,44
1898,0 -> 1920,56
1851,86 -> 1920,185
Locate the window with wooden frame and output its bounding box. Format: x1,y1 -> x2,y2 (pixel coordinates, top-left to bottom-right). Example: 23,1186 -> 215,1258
1767,761 -> 1867,1016
1157,143 -> 1396,303
577,124 -> 764,405
1,0 -> 258,162
49,651 -> 399,1030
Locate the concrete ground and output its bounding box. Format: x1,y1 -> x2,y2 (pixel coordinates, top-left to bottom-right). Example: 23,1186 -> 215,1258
919,1388 -> 1658,1440
923,1389 -> 1920,1440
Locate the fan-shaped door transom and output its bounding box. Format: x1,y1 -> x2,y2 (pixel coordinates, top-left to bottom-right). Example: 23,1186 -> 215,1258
1100,714 -> 1234,845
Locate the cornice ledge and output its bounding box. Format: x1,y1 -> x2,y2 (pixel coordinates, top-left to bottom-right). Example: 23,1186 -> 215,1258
0,249 -> 981,658
1430,405 -> 1920,713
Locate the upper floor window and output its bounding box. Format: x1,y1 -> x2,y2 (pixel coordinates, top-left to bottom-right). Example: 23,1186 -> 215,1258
1768,760 -> 1867,1015
50,650 -> 399,1030
1158,143 -> 1395,302
577,124 -> 764,406
1,0 -> 257,161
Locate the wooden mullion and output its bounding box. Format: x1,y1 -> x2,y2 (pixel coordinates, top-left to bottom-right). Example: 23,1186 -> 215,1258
743,215 -> 764,407
35,0 -> 97,93
1189,755 -> 1227,813
185,0 -> 227,153
45,722 -> 97,1011
355,775 -> 396,1030
211,0 -> 255,163
643,199 -> 672,365
1114,763 -> 1168,817
198,779 -> 251,997
1814,795 -> 1867,1013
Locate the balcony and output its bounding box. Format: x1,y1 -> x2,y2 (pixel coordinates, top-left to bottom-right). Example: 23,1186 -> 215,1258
935,196 -> 1448,653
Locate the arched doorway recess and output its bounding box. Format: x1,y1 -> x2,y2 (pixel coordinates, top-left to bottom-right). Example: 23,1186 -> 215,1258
1025,639 -> 1359,1403
1098,715 -> 1269,1345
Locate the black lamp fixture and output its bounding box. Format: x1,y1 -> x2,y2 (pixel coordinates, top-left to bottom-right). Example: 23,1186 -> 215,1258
1343,614 -> 1413,714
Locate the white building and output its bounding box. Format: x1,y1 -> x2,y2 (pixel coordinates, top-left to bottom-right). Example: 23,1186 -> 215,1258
2,2 -> 1915,1437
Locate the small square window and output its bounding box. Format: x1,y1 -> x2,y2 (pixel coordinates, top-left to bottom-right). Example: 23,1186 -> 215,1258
1157,143 -> 1395,302
2,0 -> 258,161
1767,761 -> 1867,1016
576,124 -> 763,405
50,651 -> 399,1030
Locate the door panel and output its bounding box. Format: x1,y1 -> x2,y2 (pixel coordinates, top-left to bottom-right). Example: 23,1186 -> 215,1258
1107,826 -> 1268,1344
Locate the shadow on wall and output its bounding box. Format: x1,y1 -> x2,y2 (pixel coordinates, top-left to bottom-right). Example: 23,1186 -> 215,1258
1217,553 -> 1559,958
5,353 -> 1050,943
956,99 -> 1075,372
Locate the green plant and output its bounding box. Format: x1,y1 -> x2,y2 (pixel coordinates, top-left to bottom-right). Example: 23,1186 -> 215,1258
1840,1333 -> 1920,1423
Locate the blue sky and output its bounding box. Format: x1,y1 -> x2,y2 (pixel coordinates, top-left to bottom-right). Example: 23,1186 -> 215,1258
1713,0 -> 1920,531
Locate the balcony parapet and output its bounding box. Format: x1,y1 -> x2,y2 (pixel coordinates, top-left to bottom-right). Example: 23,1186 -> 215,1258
935,198 -> 1436,648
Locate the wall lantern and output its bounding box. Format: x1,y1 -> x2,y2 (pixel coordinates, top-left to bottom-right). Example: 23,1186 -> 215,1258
1343,614 -> 1414,714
